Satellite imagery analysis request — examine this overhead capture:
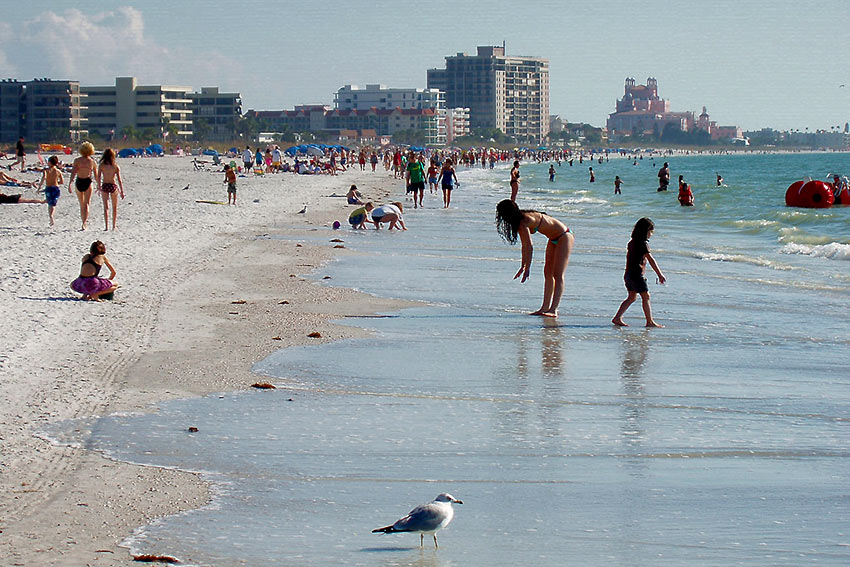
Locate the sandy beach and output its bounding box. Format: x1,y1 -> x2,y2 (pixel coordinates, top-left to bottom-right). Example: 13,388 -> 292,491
0,156 -> 406,565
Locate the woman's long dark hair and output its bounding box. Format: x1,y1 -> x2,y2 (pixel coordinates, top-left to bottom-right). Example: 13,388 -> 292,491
631,217 -> 655,241
496,199 -> 534,244
100,148 -> 115,166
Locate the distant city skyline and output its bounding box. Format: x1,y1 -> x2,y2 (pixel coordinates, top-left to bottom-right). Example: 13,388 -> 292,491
1,0 -> 847,132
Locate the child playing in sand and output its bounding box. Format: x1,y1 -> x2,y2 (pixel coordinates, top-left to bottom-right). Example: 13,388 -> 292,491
346,184 -> 364,205
97,148 -> 125,230
38,155 -> 63,225
224,164 -> 237,205
348,202 -> 373,229
612,217 -> 666,327
70,240 -> 118,302
495,199 -> 574,318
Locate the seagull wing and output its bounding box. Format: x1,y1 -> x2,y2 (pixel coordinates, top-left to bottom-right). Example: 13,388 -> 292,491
392,502 -> 448,533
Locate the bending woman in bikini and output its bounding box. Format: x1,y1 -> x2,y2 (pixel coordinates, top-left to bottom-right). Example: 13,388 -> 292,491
68,141 -> 98,230
496,199 -> 574,318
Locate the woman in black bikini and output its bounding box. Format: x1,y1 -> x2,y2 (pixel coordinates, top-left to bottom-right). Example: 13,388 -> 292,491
496,199 -> 574,318
69,142 -> 98,230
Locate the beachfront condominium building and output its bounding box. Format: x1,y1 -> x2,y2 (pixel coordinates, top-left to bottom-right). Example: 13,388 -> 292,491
427,45 -> 550,144
445,107 -> 471,144
246,106 -> 445,145
82,77 -> 193,140
0,78 -> 86,143
334,84 -> 445,112
334,85 -> 446,143
190,87 -> 242,141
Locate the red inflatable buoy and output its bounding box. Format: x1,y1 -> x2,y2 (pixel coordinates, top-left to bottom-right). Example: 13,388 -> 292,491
785,180 -> 805,207
796,180 -> 835,208
837,188 -> 850,205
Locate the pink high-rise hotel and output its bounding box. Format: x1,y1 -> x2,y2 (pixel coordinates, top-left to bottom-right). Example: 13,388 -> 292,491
607,78 -> 741,141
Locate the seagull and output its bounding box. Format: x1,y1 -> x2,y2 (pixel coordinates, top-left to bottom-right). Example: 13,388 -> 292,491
297,205 -> 307,214
372,493 -> 462,548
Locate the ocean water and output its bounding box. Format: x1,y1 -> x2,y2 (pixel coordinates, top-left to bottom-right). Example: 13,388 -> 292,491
46,153 -> 850,566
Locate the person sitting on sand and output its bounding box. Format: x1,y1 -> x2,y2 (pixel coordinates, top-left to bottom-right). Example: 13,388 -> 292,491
496,199 -> 574,318
612,217 -> 666,328
70,240 -> 118,302
371,202 -> 406,230
346,184 -> 364,205
348,202 -> 374,229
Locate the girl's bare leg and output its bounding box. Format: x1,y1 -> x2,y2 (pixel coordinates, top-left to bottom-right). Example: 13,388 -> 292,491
640,291 -> 664,327
102,192 -> 110,230
612,291 -> 638,326
510,183 -> 518,202
110,192 -> 119,230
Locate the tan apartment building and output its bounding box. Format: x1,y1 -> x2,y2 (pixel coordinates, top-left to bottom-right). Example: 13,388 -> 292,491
82,77 -> 193,140
427,45 -> 549,144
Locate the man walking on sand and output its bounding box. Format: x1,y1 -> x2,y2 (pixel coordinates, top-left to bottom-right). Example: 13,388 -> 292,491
11,137 -> 25,171
242,146 -> 253,174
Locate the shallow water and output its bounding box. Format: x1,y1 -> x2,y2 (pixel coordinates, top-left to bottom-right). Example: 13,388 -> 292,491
46,153 -> 850,566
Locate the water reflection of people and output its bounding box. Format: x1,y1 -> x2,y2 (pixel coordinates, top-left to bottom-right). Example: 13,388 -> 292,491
540,319 -> 563,378
619,331 -> 650,459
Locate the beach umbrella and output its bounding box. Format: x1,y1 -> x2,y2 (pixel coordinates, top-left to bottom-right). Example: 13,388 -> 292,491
117,148 -> 137,158
148,144 -> 164,155
203,149 -> 219,157
306,146 -> 324,157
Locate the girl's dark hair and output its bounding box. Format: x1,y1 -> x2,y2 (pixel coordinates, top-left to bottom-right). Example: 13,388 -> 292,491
631,217 -> 655,241
496,199 -> 530,244
349,184 -> 357,190
100,148 -> 115,166
89,240 -> 106,255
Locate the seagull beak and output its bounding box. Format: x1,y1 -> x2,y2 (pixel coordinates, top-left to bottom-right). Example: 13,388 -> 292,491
453,499 -> 463,504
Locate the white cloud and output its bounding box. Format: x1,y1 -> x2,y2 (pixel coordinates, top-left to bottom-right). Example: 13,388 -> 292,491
0,7 -> 245,90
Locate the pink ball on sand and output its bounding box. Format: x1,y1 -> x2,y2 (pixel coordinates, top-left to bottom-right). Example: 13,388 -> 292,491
332,221 -> 341,230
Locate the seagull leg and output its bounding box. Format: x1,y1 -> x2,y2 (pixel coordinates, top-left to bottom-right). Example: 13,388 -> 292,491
434,534 -> 438,549
420,533 -> 424,548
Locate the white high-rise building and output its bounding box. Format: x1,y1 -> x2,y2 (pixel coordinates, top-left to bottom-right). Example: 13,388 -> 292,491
428,45 -> 550,144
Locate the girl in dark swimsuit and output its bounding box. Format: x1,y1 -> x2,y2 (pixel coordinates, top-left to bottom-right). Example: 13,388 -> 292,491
496,199 -> 574,318
70,240 -> 118,301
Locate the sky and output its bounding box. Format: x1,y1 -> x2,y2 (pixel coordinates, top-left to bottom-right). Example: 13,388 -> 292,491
1,0 -> 848,132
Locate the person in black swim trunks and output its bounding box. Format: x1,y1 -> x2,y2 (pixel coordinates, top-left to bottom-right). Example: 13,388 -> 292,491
69,141 -> 98,230
496,199 -> 574,318
612,217 -> 666,327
